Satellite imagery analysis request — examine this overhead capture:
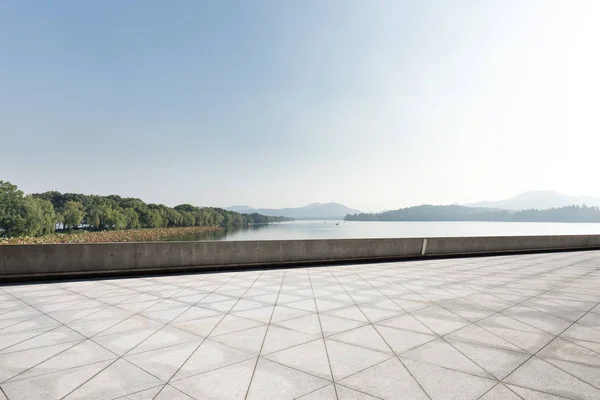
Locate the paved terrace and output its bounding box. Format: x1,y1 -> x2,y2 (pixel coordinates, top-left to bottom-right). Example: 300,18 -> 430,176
0,251 -> 599,400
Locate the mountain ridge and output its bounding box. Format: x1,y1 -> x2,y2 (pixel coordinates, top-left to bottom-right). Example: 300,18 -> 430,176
345,203 -> 600,223
225,202 -> 361,220
468,191 -> 600,210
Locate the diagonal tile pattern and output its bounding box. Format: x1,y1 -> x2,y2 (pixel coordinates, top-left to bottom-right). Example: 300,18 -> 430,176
1,250 -> 600,399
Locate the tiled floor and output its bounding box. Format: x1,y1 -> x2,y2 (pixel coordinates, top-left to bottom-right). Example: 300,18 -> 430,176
1,251 -> 600,400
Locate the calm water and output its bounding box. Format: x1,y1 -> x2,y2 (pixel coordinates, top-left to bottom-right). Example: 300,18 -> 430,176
179,220 -> 600,241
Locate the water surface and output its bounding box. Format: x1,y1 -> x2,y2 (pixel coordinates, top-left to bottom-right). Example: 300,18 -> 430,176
184,220 -> 600,241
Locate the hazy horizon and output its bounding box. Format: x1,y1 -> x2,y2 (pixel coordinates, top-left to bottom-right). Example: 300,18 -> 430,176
5,184 -> 600,214
2,1 -> 599,212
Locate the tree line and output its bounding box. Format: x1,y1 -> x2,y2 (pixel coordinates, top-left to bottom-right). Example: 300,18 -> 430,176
345,204 -> 600,223
0,180 -> 291,238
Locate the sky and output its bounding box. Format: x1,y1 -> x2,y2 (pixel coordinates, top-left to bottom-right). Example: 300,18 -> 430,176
1,1 -> 599,212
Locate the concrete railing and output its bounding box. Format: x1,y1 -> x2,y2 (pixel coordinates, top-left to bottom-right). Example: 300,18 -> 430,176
2,234 -> 600,281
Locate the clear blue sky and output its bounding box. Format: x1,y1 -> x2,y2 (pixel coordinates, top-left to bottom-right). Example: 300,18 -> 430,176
2,1 -> 599,212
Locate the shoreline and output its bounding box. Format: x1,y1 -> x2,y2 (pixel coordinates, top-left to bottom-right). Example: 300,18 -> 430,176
0,226 -> 223,245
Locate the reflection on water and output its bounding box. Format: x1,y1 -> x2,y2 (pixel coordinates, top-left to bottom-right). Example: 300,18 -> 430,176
161,224 -> 272,241
163,220 -> 600,242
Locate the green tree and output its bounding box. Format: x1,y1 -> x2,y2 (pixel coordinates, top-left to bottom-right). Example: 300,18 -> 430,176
165,208 -> 183,227
63,201 -> 85,230
174,204 -> 199,213
36,198 -> 56,235
123,207 -> 141,229
3,180 -> 288,238
22,197 -> 56,236
111,207 -> 127,230
180,211 -> 195,227
86,208 -> 101,230
22,197 -> 43,236
98,203 -> 128,230
146,209 -> 163,228
119,198 -> 150,227
84,197 -> 105,230
97,202 -> 113,230
55,213 -> 65,230
0,181 -> 27,237
31,191 -> 65,211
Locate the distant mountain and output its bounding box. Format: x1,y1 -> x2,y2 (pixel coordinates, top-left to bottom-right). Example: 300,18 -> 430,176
226,205 -> 254,213
346,204 -> 600,223
225,202 -> 362,220
469,191 -> 600,210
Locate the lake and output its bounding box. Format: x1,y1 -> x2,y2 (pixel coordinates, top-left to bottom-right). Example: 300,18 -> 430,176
184,220 -> 600,241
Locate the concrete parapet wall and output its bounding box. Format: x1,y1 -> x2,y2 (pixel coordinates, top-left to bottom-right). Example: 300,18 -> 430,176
2,235 -> 600,280
425,235 -> 600,255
